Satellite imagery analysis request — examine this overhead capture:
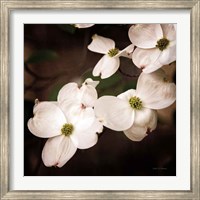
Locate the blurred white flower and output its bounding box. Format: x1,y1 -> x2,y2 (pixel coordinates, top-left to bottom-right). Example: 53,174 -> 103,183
129,24 -> 176,73
28,101 -> 103,167
58,78 -> 99,107
74,24 -> 94,28
88,34 -> 134,79
94,69 -> 176,141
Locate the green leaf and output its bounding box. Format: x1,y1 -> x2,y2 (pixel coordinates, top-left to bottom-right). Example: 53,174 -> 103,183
57,24 -> 76,34
98,73 -> 122,89
48,84 -> 64,101
123,80 -> 137,91
26,50 -> 59,64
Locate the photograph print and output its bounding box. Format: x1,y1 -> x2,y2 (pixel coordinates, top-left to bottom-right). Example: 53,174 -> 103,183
24,24 -> 176,176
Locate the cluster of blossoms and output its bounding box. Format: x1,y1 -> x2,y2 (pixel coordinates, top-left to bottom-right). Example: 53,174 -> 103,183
28,24 -> 176,167
88,24 -> 176,77
94,69 -> 175,141
28,79 -> 103,167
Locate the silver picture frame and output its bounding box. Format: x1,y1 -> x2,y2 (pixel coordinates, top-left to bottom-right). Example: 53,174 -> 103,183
0,0 -> 199,199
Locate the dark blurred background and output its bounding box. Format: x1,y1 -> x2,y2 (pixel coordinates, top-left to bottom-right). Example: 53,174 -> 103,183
24,24 -> 176,176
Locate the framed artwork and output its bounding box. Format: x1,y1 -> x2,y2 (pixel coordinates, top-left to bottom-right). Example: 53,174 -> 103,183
0,0 -> 199,199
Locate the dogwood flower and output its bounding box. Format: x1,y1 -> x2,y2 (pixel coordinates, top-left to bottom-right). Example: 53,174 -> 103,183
74,24 -> 94,28
94,69 -> 176,141
58,78 -> 99,107
88,34 -> 134,79
129,24 -> 176,73
28,100 -> 103,167
28,78 -> 103,167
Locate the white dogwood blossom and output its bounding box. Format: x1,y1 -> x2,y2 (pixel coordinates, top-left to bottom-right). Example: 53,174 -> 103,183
129,24 -> 176,73
28,101 -> 102,167
94,69 -> 176,141
28,79 -> 103,167
74,24 -> 94,28
88,34 -> 134,79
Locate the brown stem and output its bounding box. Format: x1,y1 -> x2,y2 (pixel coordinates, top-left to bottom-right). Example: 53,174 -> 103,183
118,67 -> 140,78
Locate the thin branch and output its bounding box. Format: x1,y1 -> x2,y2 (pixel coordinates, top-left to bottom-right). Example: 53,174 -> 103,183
118,67 -> 140,78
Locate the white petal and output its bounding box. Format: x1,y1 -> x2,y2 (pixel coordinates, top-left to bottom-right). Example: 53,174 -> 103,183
142,59 -> 162,74
169,40 -> 176,47
27,102 -> 66,138
161,24 -> 176,42
59,100 -> 95,130
117,89 -> 136,101
132,47 -> 161,70
94,96 -> 134,131
82,78 -> 99,88
124,126 -> 148,141
92,56 -> 104,77
158,45 -> 176,65
148,110 -> 158,131
57,82 -> 80,103
92,55 -> 120,79
136,68 -> 165,92
83,117 -> 104,135
117,44 -> 134,58
124,111 -> 157,142
137,68 -> 167,84
136,70 -> 176,109
70,131 -> 98,149
58,80 -> 98,108
79,84 -> 98,107
144,83 -> 176,109
70,118 -> 103,149
42,135 -> 77,168
75,24 -> 94,28
91,118 -> 104,134
128,24 -> 163,48
70,107 -> 95,130
134,108 -> 157,127
59,100 -> 81,119
88,34 -> 115,54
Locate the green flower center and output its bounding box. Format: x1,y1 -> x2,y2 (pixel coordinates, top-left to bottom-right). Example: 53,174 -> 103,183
156,38 -> 170,51
129,96 -> 143,110
163,77 -> 169,82
108,48 -> 119,57
61,123 -> 74,136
